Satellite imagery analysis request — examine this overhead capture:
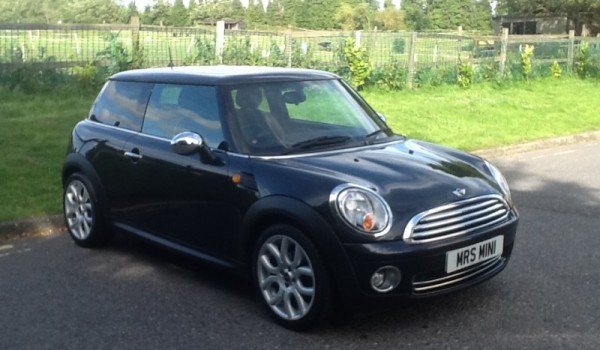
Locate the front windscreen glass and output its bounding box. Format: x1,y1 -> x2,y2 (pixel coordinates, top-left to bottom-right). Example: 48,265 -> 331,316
225,79 -> 397,156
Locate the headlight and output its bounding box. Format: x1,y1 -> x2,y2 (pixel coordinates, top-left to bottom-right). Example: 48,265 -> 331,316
485,160 -> 513,206
330,184 -> 392,237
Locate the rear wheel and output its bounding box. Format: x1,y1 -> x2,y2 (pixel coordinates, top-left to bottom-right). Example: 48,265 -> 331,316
63,173 -> 113,248
253,224 -> 331,330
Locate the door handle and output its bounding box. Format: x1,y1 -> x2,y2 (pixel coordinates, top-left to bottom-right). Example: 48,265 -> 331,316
124,149 -> 143,161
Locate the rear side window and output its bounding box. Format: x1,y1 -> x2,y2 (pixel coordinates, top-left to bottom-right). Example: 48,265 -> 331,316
91,81 -> 152,132
143,84 -> 223,148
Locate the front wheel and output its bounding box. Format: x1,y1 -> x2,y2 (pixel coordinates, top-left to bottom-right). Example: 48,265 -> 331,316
252,224 -> 331,330
63,173 -> 113,248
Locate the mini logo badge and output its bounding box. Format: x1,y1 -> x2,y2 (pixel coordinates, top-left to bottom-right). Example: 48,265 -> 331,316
453,188 -> 467,197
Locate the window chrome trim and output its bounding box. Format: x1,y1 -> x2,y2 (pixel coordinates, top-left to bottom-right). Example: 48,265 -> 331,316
403,194 -> 510,244
85,118 -> 140,136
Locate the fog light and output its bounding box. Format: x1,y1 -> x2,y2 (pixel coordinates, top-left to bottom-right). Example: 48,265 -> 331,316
370,266 -> 401,293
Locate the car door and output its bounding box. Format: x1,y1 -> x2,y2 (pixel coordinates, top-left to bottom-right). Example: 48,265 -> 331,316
118,84 -> 251,259
86,80 -> 152,217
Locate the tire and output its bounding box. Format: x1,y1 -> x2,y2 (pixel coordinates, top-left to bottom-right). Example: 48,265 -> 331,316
63,173 -> 114,248
252,224 -> 332,330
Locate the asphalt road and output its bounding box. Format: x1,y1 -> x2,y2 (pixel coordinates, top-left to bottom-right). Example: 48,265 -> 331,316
1,141 -> 599,350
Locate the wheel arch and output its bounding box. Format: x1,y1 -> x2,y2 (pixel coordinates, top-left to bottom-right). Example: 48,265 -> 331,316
240,195 -> 358,301
62,153 -> 109,219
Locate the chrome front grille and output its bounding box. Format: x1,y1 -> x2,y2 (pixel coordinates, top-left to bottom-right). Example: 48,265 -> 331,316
403,195 -> 510,243
412,256 -> 504,294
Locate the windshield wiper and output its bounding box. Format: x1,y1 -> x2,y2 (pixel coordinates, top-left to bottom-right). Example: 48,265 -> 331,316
284,136 -> 352,154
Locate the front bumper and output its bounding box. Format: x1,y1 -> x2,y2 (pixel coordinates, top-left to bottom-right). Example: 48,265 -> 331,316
339,211 -> 519,301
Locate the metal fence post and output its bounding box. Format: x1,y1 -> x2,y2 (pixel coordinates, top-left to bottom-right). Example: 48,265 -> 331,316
499,28 -> 509,78
216,20 -> 225,64
567,29 -> 575,75
407,32 -> 417,89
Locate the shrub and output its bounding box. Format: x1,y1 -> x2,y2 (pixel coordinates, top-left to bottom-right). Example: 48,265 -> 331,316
371,62 -> 407,91
96,33 -> 135,76
457,62 -> 475,88
575,42 -> 599,79
520,44 -> 534,80
392,38 -> 405,54
343,38 -> 371,90
551,61 -> 562,79
184,36 -> 217,65
222,37 -> 261,65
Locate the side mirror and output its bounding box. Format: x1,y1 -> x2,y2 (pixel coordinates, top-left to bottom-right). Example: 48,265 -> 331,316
171,132 -> 220,164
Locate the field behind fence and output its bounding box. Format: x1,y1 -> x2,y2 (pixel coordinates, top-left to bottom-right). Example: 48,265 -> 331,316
2,20 -> 600,87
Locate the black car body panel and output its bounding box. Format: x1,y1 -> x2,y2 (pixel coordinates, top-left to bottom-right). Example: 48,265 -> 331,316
63,66 -> 519,325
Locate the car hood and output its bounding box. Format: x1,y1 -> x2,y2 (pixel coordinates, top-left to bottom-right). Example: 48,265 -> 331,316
252,139 -> 501,227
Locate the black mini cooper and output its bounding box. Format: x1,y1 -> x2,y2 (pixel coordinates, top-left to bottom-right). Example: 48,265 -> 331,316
63,66 -> 519,329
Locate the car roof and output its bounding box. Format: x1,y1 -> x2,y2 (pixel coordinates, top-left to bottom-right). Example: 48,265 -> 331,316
110,66 -> 340,85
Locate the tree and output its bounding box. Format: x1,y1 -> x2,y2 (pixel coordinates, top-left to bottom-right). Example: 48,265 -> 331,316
170,0 -> 189,26
245,0 -> 266,26
427,0 -> 492,31
63,0 -> 121,24
120,1 -> 140,23
377,4 -> 407,30
402,0 -> 432,30
265,0 -> 285,27
143,0 -> 172,25
0,0 -> 67,24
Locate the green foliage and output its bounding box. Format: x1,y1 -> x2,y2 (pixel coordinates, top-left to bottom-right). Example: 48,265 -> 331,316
96,33 -> 135,76
392,38 -> 406,54
457,62 -> 475,88
414,66 -> 458,87
185,37 -> 217,65
551,60 -> 562,78
343,38 -> 371,90
520,44 -> 534,80
477,62 -> 500,83
222,38 -> 262,65
575,41 -> 599,79
169,0 -> 189,27
73,61 -> 106,91
0,46 -> 68,94
370,62 -> 407,91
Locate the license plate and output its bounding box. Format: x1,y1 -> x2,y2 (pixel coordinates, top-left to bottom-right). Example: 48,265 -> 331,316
446,236 -> 504,273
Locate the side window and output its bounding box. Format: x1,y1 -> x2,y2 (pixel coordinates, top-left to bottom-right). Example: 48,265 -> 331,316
142,84 -> 224,148
91,81 -> 152,132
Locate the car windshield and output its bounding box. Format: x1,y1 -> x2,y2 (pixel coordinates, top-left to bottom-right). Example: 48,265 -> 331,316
225,79 -> 397,156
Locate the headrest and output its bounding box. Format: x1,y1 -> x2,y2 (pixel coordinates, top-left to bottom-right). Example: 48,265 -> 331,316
235,87 -> 262,109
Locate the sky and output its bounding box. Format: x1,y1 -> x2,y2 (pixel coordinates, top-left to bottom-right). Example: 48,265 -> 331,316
122,0 -> 403,12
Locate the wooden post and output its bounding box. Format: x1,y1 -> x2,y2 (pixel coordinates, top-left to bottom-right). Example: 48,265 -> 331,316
355,30 -> 362,47
286,25 -> 292,68
216,20 -> 225,64
499,28 -> 509,78
407,32 -> 417,89
129,16 -> 141,66
567,29 -> 575,75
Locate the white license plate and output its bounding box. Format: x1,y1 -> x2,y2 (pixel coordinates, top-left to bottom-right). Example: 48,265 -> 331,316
446,236 -> 504,273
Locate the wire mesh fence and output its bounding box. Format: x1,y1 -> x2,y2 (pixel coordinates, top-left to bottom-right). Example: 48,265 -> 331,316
1,20 -> 600,86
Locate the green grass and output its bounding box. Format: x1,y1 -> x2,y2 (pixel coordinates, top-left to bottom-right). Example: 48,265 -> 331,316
1,78 -> 600,222
362,78 -> 600,151
0,88 -> 95,222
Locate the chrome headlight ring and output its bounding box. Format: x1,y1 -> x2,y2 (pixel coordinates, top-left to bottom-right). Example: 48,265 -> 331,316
329,184 -> 393,237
